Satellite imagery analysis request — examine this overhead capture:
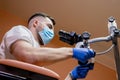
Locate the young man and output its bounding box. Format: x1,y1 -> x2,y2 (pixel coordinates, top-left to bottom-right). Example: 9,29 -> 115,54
0,12 -> 95,79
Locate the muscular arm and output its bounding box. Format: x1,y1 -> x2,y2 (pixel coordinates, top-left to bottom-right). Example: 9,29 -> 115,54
11,40 -> 73,66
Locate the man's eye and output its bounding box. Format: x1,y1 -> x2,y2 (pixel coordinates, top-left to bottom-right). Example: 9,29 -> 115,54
47,24 -> 53,29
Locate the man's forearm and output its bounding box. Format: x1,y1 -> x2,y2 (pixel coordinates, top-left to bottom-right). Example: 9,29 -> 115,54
32,47 -> 73,64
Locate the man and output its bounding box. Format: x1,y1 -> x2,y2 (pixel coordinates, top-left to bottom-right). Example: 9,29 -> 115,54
0,12 -> 95,79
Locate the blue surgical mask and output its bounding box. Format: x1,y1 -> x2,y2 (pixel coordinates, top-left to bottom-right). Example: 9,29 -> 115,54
38,26 -> 54,45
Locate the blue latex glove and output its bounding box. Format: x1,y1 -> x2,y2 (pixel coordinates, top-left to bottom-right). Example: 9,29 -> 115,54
73,48 -> 95,63
70,63 -> 94,79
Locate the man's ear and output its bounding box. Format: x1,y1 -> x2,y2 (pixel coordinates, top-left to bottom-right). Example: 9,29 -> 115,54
33,20 -> 39,28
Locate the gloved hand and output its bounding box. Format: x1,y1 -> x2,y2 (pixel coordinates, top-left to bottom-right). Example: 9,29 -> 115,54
73,48 -> 95,63
70,63 -> 94,79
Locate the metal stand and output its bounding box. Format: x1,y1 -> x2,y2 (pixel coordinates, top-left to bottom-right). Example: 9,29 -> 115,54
112,35 -> 120,80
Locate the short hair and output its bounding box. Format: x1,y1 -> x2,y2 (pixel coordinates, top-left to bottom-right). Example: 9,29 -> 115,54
28,12 -> 56,25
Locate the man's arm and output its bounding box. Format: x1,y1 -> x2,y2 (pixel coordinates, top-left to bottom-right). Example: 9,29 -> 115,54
10,39 -> 95,66
11,40 -> 73,66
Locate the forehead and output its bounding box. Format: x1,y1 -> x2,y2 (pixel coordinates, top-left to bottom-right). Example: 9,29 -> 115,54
36,16 -> 53,25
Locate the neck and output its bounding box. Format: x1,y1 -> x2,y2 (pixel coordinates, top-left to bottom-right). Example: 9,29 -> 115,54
29,26 -> 43,45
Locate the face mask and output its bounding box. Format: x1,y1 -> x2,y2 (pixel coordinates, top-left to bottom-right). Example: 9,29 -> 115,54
38,26 -> 54,45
